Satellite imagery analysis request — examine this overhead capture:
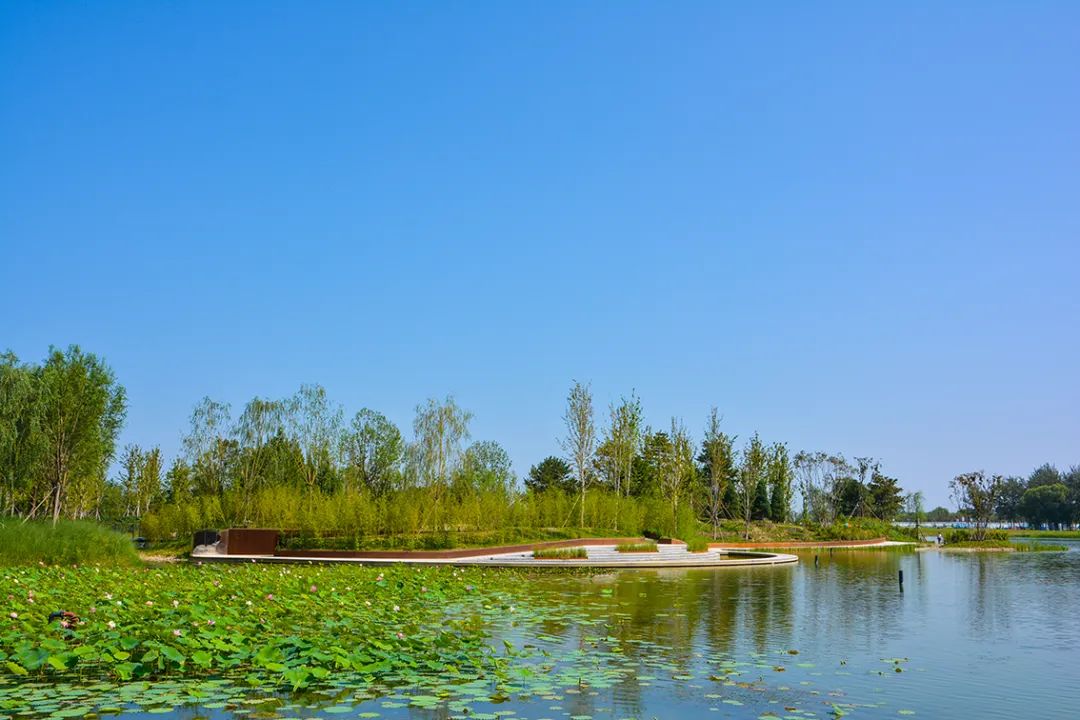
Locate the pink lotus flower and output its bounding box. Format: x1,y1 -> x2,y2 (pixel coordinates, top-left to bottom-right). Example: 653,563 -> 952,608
265,593 -> 274,601
396,632 -> 405,640
172,629 -> 182,637
310,585 -> 318,593
9,612 -> 17,619
207,619 -> 216,626
146,601 -> 154,606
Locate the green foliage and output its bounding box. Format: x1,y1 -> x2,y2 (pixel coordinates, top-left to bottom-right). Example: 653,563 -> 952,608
615,541 -> 658,553
525,456 -> 574,493
0,519 -> 140,566
941,528 -> 1010,544
532,546 -> 587,559
684,537 -> 709,553
0,347 -> 126,522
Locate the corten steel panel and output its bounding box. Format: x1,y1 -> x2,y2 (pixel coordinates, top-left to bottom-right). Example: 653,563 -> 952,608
220,529 -> 279,555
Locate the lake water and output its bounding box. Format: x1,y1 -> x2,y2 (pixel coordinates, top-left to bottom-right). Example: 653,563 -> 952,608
5,541 -> 1078,720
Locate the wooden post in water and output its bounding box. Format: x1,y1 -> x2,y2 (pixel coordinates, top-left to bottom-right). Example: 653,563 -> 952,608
898,569 -> 904,591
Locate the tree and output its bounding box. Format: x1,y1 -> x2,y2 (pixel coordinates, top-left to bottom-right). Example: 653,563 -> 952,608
182,397 -> 231,497
606,393 -> 643,529
1028,463 -> 1062,488
560,381 -> 596,528
949,470 -> 1003,541
994,476 -> 1027,522
0,352 -> 44,516
904,491 -> 926,537
234,397 -> 286,496
700,408 -> 736,538
767,443 -> 793,523
794,451 -> 833,524
342,408 -> 404,495
288,384 -> 343,494
461,440 -> 515,494
36,346 -> 126,523
525,456 -> 573,493
926,506 -> 953,522
117,444 -> 142,517
1019,483 -> 1070,529
657,418 -> 694,535
867,471 -> 903,520
736,434 -> 767,539
412,396 -> 472,488
165,458 -> 193,503
136,447 -> 162,517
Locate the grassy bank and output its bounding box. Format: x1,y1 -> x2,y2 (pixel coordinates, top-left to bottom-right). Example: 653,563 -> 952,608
1005,529 -> 1080,539
0,519 -> 141,566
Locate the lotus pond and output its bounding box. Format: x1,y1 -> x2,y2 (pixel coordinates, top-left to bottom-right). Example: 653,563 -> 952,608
2,540 -> 1079,719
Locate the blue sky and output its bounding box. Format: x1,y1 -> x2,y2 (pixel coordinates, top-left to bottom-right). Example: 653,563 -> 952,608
2,2 -> 1078,507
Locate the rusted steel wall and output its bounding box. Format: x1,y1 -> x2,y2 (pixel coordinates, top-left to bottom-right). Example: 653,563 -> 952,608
219,528 -> 280,555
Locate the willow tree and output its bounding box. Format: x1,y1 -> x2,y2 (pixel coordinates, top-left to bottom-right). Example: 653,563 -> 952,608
413,396 -> 472,487
288,384 -> 343,495
36,346 -> 126,523
701,407 -> 736,538
561,381 -> 595,528
182,397 -> 231,497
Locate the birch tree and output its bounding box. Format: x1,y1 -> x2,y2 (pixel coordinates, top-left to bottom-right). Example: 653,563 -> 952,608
561,381 -> 596,528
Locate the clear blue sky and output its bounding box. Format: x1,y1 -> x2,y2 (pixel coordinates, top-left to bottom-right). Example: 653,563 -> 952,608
2,3 -> 1078,508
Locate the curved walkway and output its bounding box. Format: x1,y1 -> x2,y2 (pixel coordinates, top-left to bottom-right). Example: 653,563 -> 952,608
193,539 -> 797,568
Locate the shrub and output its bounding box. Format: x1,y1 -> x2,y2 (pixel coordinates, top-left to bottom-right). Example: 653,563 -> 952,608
685,537 -> 709,553
0,519 -> 141,566
615,541 -> 659,553
532,547 -> 587,559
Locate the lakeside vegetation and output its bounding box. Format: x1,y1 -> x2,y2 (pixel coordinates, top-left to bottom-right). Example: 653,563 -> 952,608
2,346 -> 915,546
2,345 -> 1074,557
0,519 -> 140,567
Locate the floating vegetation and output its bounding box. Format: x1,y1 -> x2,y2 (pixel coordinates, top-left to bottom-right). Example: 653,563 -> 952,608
0,563 -> 917,720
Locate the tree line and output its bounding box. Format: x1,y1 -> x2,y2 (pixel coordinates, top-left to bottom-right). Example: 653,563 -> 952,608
2,346 -> 908,540
945,465 -> 1080,539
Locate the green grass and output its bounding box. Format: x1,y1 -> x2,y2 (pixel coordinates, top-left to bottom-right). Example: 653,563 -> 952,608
532,547 -> 587,559
1006,529 -> 1080,539
615,541 -> 659,553
1013,542 -> 1068,552
0,519 -> 141,566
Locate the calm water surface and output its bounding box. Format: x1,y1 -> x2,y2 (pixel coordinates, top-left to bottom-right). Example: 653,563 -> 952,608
10,542 -> 1080,720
